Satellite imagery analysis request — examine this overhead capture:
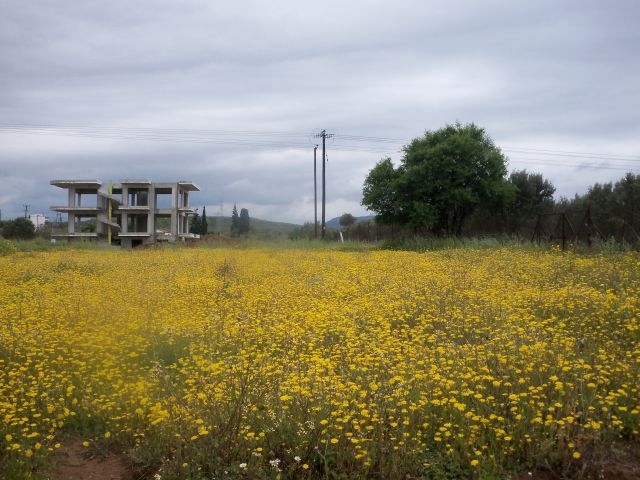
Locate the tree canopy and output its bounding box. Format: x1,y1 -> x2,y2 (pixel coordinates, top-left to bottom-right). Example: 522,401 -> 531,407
189,206 -> 208,235
506,170 -> 556,234
231,204 -> 239,235
1,217 -> 36,240
231,205 -> 250,235
362,123 -> 513,235
339,213 -> 356,228
239,208 -> 250,234
361,158 -> 402,225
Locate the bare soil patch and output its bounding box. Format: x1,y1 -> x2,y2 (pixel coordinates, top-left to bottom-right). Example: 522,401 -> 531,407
513,441 -> 640,480
46,440 -> 136,480
44,439 -> 640,480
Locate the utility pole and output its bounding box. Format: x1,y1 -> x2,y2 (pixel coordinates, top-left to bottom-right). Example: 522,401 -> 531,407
23,204 -> 30,218
314,129 -> 334,239
313,145 -> 318,239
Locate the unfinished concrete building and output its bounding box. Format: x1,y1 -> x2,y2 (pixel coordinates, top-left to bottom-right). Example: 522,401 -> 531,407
50,180 -> 200,248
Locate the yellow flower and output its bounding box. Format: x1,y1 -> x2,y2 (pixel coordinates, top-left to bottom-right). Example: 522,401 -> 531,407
2,247 -> 638,477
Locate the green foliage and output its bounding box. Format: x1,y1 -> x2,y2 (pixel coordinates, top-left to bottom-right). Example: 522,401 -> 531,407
1,218 -> 36,240
289,222 -> 317,240
338,213 -> 355,228
189,207 -> 208,235
289,222 -> 340,241
230,204 -> 240,236
380,235 -> 519,252
189,212 -> 202,235
239,208 -> 250,234
616,172 -> 640,228
362,157 -> 403,225
0,238 -> 18,256
558,172 -> 640,246
201,205 -> 208,234
230,205 -> 250,236
81,221 -> 96,233
506,169 -> 556,234
362,123 -> 514,235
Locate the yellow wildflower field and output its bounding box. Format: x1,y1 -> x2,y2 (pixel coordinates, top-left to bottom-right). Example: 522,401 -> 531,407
1,247 -> 638,478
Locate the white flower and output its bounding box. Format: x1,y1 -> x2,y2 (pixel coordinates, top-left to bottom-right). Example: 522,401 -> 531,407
294,456 -> 301,462
239,463 -> 247,469
269,458 -> 281,468
153,474 -> 162,480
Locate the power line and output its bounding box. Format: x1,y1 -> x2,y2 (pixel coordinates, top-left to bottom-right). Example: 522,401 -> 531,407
503,145 -> 640,161
0,125 -> 312,149
1,123 -> 638,171
508,157 -> 639,171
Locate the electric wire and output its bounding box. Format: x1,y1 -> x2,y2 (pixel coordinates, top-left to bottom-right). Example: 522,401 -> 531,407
1,123 -> 638,172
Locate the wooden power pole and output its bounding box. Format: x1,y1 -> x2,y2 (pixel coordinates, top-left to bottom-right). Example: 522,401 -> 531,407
314,130 -> 334,239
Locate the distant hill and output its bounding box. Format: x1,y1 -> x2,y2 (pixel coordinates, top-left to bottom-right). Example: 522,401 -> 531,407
206,216 -> 300,239
326,215 -> 375,229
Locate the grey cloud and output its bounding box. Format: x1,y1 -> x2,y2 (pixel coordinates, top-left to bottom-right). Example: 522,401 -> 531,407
1,1 -> 638,221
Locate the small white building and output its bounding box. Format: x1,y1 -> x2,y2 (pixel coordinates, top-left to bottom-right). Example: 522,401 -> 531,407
29,213 -> 47,230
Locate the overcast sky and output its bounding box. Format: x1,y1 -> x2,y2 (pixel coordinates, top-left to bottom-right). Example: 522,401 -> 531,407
1,0 -> 639,224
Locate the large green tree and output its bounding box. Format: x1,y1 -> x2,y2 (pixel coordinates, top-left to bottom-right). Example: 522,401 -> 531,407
361,158 -> 404,225
362,123 -> 513,235
506,170 -> 555,234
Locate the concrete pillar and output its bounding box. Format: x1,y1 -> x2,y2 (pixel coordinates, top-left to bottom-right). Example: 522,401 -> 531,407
147,187 -> 154,235
172,185 -> 179,236
170,184 -> 178,240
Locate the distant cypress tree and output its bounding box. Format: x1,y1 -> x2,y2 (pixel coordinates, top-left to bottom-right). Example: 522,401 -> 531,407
231,204 -> 239,235
239,208 -> 250,234
201,205 -> 208,235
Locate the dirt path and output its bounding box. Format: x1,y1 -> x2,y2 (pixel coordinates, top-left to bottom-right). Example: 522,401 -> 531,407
44,439 -> 640,480
46,441 -> 136,480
